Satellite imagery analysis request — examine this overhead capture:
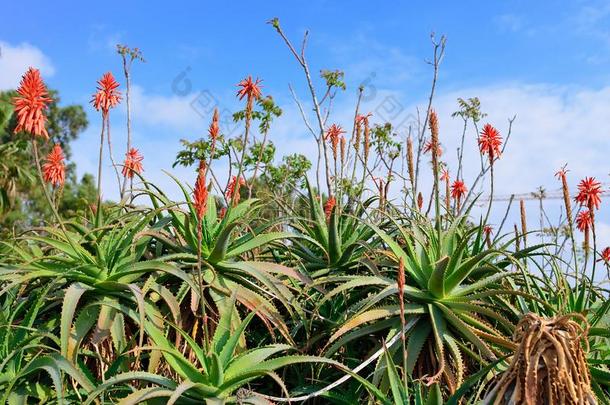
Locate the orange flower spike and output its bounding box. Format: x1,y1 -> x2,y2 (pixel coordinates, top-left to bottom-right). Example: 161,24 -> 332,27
325,124 -> 345,160
42,144 -> 66,186
226,175 -> 246,205
324,196 -> 336,222
575,177 -> 602,211
193,161 -> 208,221
209,108 -> 220,141
478,123 -> 502,163
12,67 -> 53,138
91,72 -> 122,115
555,165 -> 574,229
122,148 -> 144,179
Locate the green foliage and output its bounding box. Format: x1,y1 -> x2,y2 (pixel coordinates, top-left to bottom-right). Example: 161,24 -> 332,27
1,29 -> 609,405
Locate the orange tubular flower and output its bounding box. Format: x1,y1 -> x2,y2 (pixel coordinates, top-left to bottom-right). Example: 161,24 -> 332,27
575,177 -> 602,211
226,175 -> 246,204
13,67 -> 53,138
440,168 -> 449,182
451,180 -> 467,201
122,148 -> 144,178
325,124 -> 345,160
42,144 -> 66,186
92,72 -> 122,115
193,161 -> 208,220
324,196 -> 336,221
478,124 -> 502,162
236,76 -> 263,101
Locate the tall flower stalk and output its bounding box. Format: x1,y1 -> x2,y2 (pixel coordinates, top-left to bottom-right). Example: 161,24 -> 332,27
441,167 -> 450,216
397,257 -> 408,391
479,123 -> 502,225
325,123 -> 345,195
556,166 -> 580,285
12,68 -> 78,252
575,176 -> 603,289
234,76 -> 262,207
428,109 -> 441,238
91,72 -> 122,201
117,45 -> 144,198
451,180 -> 467,214
193,159 -> 210,347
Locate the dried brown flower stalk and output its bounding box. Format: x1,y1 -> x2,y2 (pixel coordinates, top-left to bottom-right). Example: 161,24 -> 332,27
520,199 -> 527,247
485,313 -> 595,405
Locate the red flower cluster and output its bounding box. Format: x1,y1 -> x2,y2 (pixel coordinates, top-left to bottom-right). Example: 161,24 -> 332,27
576,210 -> 593,233
478,124 -> 502,162
12,67 -> 53,138
193,161 -> 208,220
122,148 -> 144,178
440,168 -> 450,182
598,247 -> 610,264
575,177 -> 602,211
92,72 -> 121,114
42,144 -> 65,186
451,180 -> 467,201
236,76 -> 263,101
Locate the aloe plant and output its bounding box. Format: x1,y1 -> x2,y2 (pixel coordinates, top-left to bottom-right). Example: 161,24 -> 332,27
0,205 -> 192,374
85,295 -> 326,404
0,285 -> 94,403
324,214 -> 545,393
285,180 -> 378,277
142,175 -> 309,341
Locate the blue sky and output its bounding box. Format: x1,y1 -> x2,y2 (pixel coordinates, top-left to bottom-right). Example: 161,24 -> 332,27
3,0 -> 610,245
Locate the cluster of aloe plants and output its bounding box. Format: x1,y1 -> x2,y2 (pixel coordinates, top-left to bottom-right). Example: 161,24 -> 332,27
1,20 -> 609,404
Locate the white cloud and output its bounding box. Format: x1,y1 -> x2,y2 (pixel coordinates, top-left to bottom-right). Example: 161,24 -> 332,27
0,41 -> 55,90
129,85 -> 206,132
